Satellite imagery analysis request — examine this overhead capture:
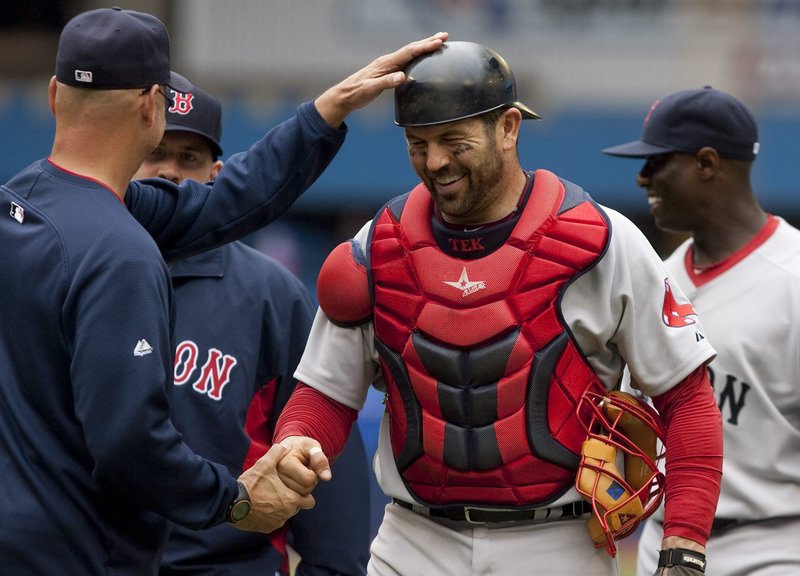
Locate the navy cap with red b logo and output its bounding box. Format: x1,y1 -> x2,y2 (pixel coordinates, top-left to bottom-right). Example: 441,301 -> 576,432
602,86 -> 759,162
165,84 -> 224,158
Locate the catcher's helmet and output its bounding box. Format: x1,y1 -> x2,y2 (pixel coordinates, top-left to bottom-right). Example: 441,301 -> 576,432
575,390 -> 666,558
394,41 -> 540,127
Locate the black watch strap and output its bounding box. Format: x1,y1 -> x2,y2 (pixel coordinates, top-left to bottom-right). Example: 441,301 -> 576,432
658,548 -> 706,573
226,481 -> 251,523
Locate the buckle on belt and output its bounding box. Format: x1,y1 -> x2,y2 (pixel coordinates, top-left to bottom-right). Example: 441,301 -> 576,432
463,506 -> 534,525
464,507 -> 488,524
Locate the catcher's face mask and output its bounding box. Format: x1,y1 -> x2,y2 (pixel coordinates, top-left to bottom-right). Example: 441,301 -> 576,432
575,390 -> 666,557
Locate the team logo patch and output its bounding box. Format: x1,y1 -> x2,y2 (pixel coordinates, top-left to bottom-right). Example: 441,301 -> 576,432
9,202 -> 24,223
169,91 -> 194,115
443,267 -> 486,297
133,339 -> 154,357
643,98 -> 660,127
74,70 -> 93,83
661,278 -> 698,327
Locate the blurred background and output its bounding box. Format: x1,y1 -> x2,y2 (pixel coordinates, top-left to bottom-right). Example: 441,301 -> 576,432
4,1 -> 798,571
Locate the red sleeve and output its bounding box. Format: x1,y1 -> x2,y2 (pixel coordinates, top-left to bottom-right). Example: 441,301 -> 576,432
652,365 -> 723,545
273,383 -> 358,459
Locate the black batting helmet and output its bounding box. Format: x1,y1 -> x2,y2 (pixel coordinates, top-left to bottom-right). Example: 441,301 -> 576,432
394,41 -> 540,127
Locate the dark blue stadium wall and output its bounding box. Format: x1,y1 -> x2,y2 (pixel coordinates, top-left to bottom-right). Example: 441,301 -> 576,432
2,95 -> 798,216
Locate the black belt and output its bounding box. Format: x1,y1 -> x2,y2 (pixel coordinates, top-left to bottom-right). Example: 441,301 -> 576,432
393,498 -> 592,525
711,517 -> 740,532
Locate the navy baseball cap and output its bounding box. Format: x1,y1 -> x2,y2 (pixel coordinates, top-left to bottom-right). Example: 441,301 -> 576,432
56,7 -> 192,93
165,84 -> 224,157
602,87 -> 759,162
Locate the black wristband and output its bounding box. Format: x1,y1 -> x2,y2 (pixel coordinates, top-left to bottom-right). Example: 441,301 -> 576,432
658,548 -> 706,573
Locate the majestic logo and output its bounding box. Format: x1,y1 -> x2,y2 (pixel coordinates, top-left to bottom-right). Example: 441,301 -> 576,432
661,278 -> 698,327
133,339 -> 154,356
74,70 -> 93,83
169,91 -> 194,115
443,267 -> 486,297
9,202 -> 24,224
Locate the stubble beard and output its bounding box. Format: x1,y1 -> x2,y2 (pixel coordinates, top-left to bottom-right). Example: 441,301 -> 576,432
428,149 -> 506,221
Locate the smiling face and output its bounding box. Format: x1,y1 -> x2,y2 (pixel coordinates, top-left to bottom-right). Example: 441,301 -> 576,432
636,152 -> 706,234
404,109 -> 522,224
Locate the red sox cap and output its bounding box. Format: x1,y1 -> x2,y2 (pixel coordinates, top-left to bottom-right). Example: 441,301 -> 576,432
165,84 -> 224,158
602,86 -> 759,162
55,7 -> 192,94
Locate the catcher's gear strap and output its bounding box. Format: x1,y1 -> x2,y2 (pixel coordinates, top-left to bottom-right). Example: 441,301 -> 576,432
273,383 -> 357,459
651,365 -> 722,545
658,548 -> 706,573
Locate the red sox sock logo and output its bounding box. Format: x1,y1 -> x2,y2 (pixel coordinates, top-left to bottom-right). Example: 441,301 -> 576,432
661,278 -> 698,327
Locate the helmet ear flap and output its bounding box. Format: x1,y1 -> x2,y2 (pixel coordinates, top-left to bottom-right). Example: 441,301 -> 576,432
575,390 -> 666,557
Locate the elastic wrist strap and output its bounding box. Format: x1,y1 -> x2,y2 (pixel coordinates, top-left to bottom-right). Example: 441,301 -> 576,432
658,548 -> 706,573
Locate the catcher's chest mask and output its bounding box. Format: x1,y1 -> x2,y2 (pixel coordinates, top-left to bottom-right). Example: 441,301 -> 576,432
576,390 -> 666,557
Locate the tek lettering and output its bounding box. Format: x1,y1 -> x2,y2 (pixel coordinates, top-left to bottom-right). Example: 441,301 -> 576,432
447,237 -> 485,252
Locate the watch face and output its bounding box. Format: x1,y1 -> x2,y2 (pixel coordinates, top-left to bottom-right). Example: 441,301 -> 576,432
230,499 -> 251,523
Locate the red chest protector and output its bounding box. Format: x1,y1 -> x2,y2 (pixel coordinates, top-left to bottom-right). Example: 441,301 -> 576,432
368,169 -> 610,508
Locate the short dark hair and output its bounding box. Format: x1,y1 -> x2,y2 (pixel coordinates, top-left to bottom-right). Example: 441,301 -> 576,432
479,107 -> 506,130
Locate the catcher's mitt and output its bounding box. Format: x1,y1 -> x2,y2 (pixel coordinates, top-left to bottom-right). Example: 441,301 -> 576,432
575,390 -> 666,557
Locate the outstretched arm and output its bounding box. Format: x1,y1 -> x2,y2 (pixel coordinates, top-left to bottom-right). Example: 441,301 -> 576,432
315,32 -> 448,129
273,383 -> 360,485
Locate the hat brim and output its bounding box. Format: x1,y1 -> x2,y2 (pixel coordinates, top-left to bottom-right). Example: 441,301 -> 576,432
166,71 -> 193,94
164,123 -> 223,157
515,102 -> 542,120
602,140 -> 673,158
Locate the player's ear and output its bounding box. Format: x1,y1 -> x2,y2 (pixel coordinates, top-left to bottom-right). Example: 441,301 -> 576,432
209,160 -> 223,181
48,76 -> 58,116
139,85 -> 161,127
499,107 -> 522,151
695,147 -> 720,181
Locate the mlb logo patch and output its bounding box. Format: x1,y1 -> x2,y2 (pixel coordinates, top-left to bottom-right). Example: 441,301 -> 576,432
10,202 -> 24,224
74,70 -> 93,83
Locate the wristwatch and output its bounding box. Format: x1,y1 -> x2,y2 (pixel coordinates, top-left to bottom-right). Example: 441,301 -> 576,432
226,481 -> 251,523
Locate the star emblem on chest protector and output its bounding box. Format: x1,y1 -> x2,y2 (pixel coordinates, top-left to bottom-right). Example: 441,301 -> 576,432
443,267 -> 486,297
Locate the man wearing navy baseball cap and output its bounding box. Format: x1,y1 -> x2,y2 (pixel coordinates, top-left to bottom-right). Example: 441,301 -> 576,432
602,86 -> 759,161
605,88 -> 800,576
55,6 -> 192,94
134,82 -> 372,576
1,4 -> 449,574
